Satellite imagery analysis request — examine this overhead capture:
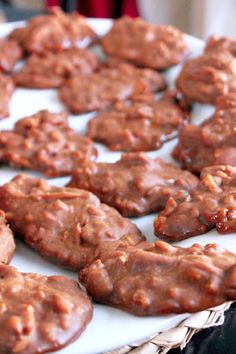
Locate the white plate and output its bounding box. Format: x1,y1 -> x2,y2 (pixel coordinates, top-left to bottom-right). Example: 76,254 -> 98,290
0,19 -> 232,354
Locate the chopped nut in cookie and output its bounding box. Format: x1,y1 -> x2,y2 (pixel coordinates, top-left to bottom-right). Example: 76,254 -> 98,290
68,153 -> 198,217
155,165 -> 236,240
0,110 -> 97,177
0,175 -> 144,271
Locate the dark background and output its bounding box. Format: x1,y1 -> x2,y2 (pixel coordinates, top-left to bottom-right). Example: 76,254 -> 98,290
169,302 -> 236,354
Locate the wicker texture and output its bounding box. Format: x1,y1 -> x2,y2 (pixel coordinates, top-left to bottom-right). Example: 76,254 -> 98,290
106,302 -> 233,354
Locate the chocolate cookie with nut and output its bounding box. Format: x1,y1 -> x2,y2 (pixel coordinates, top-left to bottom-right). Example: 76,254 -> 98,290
0,74 -> 15,119
0,264 -> 92,353
0,210 -> 15,264
80,241 -> 236,315
155,165 -> 236,241
0,175 -> 144,271
13,48 -> 99,89
59,62 -> 166,114
176,46 -> 236,104
172,94 -> 236,173
87,91 -> 190,152
9,7 -> 96,54
0,110 -> 97,177
102,16 -> 188,69
0,38 -> 22,73
68,153 -> 198,217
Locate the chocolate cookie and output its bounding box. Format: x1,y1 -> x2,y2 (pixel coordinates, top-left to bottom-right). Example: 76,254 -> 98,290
0,264 -> 92,353
9,7 -> 96,54
0,74 -> 15,119
0,175 -> 144,271
205,35 -> 236,56
0,38 -> 22,73
0,210 -> 15,264
154,165 -> 236,241
59,62 -> 166,114
102,16 -> 188,69
68,153 -> 199,217
87,92 -> 190,151
80,240 -> 236,316
0,110 -> 97,177
13,48 -> 99,89
172,94 -> 236,173
176,49 -> 236,104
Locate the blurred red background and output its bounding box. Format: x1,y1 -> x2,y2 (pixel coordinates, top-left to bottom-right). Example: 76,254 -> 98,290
46,0 -> 139,18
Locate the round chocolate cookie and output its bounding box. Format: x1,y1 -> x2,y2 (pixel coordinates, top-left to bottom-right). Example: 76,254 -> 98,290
102,16 -> 188,69
0,110 -> 97,177
172,94 -> 236,173
87,92 -> 190,152
80,241 -> 236,316
9,7 -> 96,54
68,153 -> 198,217
0,175 -> 144,271
205,35 -> 236,56
13,48 -> 99,89
176,50 -> 236,104
59,62 -> 166,114
0,264 -> 93,353
0,210 -> 15,264
155,165 -> 236,241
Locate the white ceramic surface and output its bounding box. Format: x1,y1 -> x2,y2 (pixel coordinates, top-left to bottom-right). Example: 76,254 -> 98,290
0,19 -> 230,354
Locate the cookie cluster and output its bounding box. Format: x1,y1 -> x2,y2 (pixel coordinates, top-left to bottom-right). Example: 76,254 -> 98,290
0,8 -> 236,354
